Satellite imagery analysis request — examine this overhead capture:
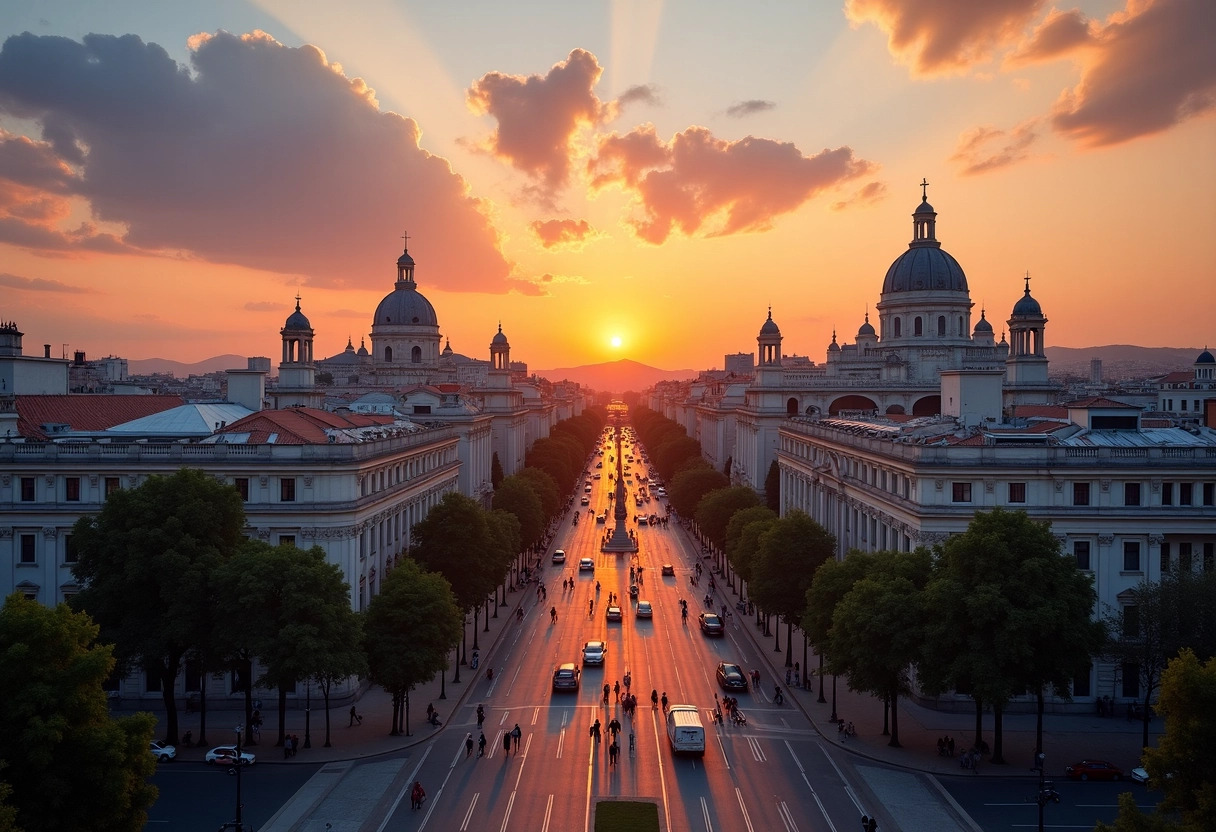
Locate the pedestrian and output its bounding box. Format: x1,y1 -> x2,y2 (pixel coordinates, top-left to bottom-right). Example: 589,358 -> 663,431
512,724 -> 522,751
477,704 -> 485,727
478,732 -> 486,757
504,731 -> 512,756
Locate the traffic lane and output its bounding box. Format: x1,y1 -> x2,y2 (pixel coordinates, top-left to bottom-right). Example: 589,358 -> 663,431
147,760 -> 319,831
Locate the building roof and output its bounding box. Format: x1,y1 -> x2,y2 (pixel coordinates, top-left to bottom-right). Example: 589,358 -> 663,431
14,394 -> 185,440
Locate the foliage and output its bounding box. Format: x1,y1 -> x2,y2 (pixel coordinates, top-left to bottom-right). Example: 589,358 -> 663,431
0,594 -> 157,832
824,549 -> 932,747
668,465 -> 729,518
70,467 -> 245,744
516,466 -> 561,519
764,459 -> 781,512
1139,649 -> 1216,830
694,487 -> 761,552
411,492 -> 499,612
750,511 -> 835,622
490,452 -> 504,490
363,560 -> 463,735
492,475 -> 546,550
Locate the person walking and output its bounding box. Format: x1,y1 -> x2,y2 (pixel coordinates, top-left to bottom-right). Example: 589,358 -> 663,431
511,724 -> 522,751
478,732 -> 486,757
465,733 -> 474,758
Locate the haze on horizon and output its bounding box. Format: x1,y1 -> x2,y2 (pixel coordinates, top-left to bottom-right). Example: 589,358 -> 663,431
0,0 -> 1213,371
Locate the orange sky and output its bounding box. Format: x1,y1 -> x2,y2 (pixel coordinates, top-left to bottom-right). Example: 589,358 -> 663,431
0,0 -> 1213,371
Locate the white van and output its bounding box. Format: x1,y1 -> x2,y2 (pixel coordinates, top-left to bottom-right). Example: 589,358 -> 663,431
665,705 -> 705,755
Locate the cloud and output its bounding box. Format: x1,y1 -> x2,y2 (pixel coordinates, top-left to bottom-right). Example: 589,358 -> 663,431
0,271 -> 92,292
726,100 -> 776,118
845,0 -> 1044,75
951,120 -> 1041,175
1050,0 -> 1216,147
467,49 -> 610,197
589,124 -> 875,243
832,180 -> 888,211
530,218 -> 600,250
616,84 -> 660,110
1006,8 -> 1093,66
0,30 -> 512,293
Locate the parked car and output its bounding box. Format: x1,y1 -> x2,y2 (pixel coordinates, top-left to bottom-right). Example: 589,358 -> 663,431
552,662 -> 581,691
699,613 -> 724,636
635,600 -> 653,618
583,640 -> 606,665
579,557 -> 594,571
716,662 -> 748,691
1065,760 -> 1124,781
606,605 -> 623,622
149,740 -> 176,762
205,746 -> 256,766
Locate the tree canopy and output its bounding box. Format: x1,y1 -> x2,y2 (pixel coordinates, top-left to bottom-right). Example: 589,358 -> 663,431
0,594 -> 157,832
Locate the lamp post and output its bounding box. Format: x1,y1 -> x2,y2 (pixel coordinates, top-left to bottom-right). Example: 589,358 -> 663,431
303,680 -> 312,749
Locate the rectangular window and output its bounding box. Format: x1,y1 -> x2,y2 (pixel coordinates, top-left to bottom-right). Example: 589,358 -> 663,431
1123,541 -> 1141,572
20,534 -> 36,564
1008,482 -> 1026,503
1179,482 -> 1193,506
235,477 -> 249,501
1073,482 -> 1090,506
1124,482 -> 1141,507
1162,482 -> 1173,505
1121,663 -> 1140,698
64,534 -> 77,564
951,482 -> 972,502
1074,540 -> 1091,570
280,478 -> 296,502
104,477 -> 120,497
20,477 -> 35,501
65,476 -> 81,502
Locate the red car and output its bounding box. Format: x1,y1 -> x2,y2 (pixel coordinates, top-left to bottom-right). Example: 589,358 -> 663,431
1065,760 -> 1124,781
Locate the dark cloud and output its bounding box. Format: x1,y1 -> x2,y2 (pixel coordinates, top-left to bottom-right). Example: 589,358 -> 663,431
1006,8 -> 1093,66
0,30 -> 512,293
0,271 -> 91,292
950,121 -> 1040,175
1051,0 -> 1216,147
831,180 -> 888,211
589,124 -> 875,243
846,0 -> 1044,75
726,100 -> 776,118
530,218 -> 599,249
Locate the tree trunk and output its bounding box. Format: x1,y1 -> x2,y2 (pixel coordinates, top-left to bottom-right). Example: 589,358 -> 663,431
992,704 -> 1005,764
158,661 -> 180,745
888,690 -> 901,748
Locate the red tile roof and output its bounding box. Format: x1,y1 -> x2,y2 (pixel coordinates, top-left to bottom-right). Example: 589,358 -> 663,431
15,394 -> 185,440
216,407 -> 393,444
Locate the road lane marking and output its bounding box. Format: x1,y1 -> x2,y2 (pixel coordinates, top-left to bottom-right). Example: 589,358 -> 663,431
498,790 -> 516,832
373,744 -> 432,832
777,800 -> 799,831
458,792 -> 479,830
701,795 -> 716,831
734,787 -> 755,832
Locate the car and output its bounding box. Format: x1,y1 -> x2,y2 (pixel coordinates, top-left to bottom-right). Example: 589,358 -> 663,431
1065,760 -> 1124,781
716,662 -> 749,691
149,740 -> 176,762
579,557 -> 594,571
636,600 -> 653,618
552,662 -> 581,691
552,549 -> 566,564
699,612 -> 724,636
205,745 -> 256,766
583,640 -> 606,665
661,564 -> 675,576
580,496 -> 590,505
606,605 -> 622,622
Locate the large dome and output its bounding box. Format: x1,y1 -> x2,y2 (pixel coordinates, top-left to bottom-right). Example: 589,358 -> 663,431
881,246 -> 969,295
374,283 -> 438,327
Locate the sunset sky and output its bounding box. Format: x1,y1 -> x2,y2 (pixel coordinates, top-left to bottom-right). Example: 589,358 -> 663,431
1,0 -> 1213,371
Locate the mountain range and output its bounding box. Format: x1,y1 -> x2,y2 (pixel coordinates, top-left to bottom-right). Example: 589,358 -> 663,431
128,346 -> 1204,391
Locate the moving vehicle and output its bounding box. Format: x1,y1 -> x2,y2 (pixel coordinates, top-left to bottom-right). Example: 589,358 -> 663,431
661,564 -> 675,576
579,557 -> 594,571
149,740 -> 176,762
606,605 -> 622,622
582,640 -> 606,665
699,613 -> 724,636
635,600 -> 653,618
716,662 -> 748,691
665,705 -> 706,755
552,549 -> 566,564
1065,760 -> 1124,781
205,745 -> 256,766
552,662 -> 581,691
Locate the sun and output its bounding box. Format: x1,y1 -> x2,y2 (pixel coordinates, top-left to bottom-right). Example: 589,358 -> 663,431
610,335 -> 623,349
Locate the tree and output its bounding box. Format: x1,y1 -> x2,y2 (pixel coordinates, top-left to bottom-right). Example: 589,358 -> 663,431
492,476 -> 545,550
213,542 -> 365,747
1103,566 -> 1216,749
70,467 -> 246,745
669,466 -> 729,518
363,560 -> 462,735
764,459 -> 781,512
0,594 -> 157,832
751,511 -> 835,662
694,486 -> 761,552
825,549 -> 932,747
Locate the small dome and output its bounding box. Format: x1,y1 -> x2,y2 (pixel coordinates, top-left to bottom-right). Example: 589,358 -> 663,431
284,297 -> 311,330
491,324 -> 509,346
857,313 -> 876,338
1196,349 -> 1215,364
973,310 -> 993,333
759,308 -> 780,336
1012,285 -> 1043,317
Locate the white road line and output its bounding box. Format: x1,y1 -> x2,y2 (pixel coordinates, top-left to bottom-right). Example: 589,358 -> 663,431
734,787 -> 755,832
373,744 -> 432,832
701,795 -> 715,831
540,794 -> 554,832
497,790 -> 516,832
458,792 -> 479,831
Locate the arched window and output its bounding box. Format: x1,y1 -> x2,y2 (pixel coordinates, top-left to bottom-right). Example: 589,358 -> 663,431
937,316 -> 946,336
894,318 -> 902,337
914,317 -> 923,336
384,346 -> 393,362
411,346 -> 422,364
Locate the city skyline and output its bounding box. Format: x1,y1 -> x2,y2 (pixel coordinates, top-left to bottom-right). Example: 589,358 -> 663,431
0,0 -> 1213,370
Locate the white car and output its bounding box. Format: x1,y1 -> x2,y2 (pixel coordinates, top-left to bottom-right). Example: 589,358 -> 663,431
579,557 -> 594,571
149,740 -> 176,762
205,745 -> 256,766
583,640 -> 606,665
